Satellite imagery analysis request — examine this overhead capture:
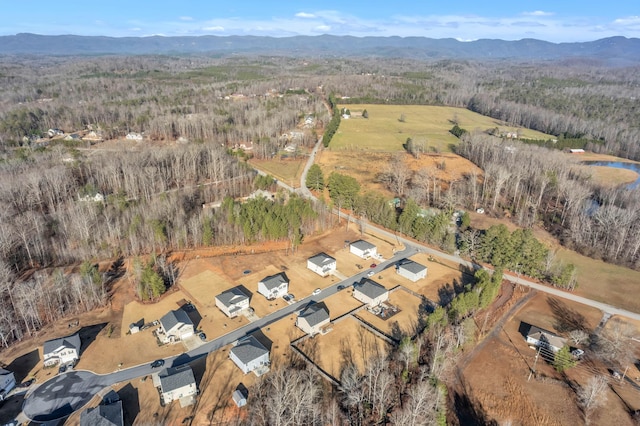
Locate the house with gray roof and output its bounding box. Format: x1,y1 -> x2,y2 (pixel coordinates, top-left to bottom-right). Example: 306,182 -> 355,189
350,240 -> 377,259
525,325 -> 567,353
43,332 -> 81,367
157,364 -> 198,407
307,252 -> 337,277
257,272 -> 289,300
80,399 -> 124,426
216,287 -> 250,318
353,278 -> 389,307
0,368 -> 15,401
296,302 -> 330,336
230,335 -> 270,375
396,259 -> 427,282
158,309 -> 194,344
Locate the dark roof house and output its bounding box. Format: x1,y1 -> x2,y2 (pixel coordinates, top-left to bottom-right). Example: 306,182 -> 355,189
80,400 -> 124,426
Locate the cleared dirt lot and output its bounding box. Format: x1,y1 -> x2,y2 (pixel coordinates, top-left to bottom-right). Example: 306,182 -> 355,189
462,292 -> 637,426
297,316 -> 390,380
355,288 -> 423,337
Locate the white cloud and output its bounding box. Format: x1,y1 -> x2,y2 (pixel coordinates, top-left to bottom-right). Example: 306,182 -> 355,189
203,26 -> 225,32
315,25 -> 331,32
523,11 -> 555,17
613,16 -> 640,26
180,16 -> 194,21
295,12 -> 315,19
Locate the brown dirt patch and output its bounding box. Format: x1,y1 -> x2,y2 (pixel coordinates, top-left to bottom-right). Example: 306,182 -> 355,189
315,149 -> 482,196
297,316 -> 390,379
460,292 -> 631,426
355,288 -> 423,336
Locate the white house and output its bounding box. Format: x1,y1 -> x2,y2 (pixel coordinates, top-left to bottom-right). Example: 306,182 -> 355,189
125,132 -> 143,141
257,272 -> 289,300
158,309 -> 194,343
396,259 -> 427,282
349,240 -> 377,259
353,278 -> 389,307
307,253 -> 337,277
0,369 -> 16,401
230,335 -> 270,375
216,287 -> 250,318
43,333 -> 81,367
296,302 -> 330,336
158,364 -> 198,407
525,325 -> 567,353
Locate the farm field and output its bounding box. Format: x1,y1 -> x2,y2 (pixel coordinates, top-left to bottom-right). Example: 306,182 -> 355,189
332,104 -> 554,153
316,150 -> 482,199
462,292 -> 635,426
248,156 -> 306,188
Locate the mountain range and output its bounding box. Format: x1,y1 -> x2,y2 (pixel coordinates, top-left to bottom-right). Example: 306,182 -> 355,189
1,33 -> 639,64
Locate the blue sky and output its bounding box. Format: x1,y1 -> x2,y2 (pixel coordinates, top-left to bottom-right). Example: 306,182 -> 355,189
2,1 -> 639,42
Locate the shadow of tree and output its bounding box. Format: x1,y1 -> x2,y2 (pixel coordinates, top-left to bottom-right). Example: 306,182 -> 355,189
453,391 -> 498,426
547,297 -> 588,333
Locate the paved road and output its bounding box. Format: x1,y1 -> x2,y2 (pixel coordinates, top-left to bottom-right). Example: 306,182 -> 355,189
21,243 -> 416,421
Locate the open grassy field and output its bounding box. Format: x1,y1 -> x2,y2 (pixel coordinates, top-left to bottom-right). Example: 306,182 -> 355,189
248,157 -> 306,188
332,104 -> 554,153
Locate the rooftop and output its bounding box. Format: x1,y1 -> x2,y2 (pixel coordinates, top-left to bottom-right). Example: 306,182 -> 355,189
216,287 -> 250,307
298,302 -> 330,327
308,252 -> 336,267
355,278 -> 388,300
43,333 -> 81,355
160,309 -> 193,332
231,335 -> 269,364
80,401 -> 124,426
259,272 -> 289,290
350,239 -> 376,251
397,259 -> 427,274
159,364 -> 196,393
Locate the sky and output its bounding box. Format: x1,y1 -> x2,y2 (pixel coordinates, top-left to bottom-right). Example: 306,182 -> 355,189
2,1 -> 639,43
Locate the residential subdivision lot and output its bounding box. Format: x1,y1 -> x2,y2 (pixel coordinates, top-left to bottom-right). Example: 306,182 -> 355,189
355,288 -> 424,337
296,316 -> 391,380
389,253 -> 471,303
321,290 -> 364,319
461,292 -> 636,425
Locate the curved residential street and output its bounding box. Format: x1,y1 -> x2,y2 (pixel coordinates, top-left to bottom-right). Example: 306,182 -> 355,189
21,132 -> 640,421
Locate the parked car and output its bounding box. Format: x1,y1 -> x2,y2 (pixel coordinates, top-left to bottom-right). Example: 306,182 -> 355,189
370,263 -> 377,268
312,288 -> 321,296
337,285 -> 346,290
367,271 -> 375,277
18,378 -> 35,388
198,332 -> 207,341
58,364 -> 67,374
150,359 -> 165,368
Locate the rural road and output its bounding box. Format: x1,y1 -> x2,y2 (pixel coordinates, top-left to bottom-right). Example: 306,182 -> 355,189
22,243 -> 417,422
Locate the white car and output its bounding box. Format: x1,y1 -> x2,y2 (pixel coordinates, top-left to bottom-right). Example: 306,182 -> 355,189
312,288 -> 321,296
367,271 -> 375,277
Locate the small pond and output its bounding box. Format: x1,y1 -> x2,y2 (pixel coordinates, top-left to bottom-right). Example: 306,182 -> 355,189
582,161 -> 640,189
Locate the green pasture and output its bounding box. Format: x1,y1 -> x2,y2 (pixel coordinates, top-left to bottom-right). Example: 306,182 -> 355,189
330,104 -> 554,152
